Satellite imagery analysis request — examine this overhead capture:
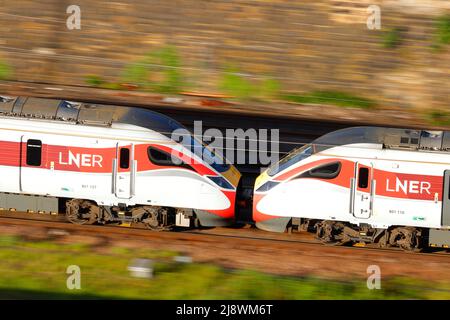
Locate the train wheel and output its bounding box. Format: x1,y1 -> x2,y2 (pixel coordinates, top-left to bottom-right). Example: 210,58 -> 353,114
140,206 -> 171,231
389,227 -> 422,252
66,199 -> 98,225
378,232 -> 389,248
315,221 -> 346,245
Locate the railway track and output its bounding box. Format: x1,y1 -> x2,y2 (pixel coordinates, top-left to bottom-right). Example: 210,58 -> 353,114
1,211 -> 448,258
1,211 -> 449,283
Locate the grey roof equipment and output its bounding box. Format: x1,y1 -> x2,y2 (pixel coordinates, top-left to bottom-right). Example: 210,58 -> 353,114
0,96 -> 185,138
313,126 -> 450,152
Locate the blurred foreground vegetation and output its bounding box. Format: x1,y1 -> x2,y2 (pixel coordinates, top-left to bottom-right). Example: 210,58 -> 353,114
0,235 -> 448,300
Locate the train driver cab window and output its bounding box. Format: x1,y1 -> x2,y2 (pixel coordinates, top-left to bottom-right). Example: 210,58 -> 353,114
119,147 -> 130,169
358,167 -> 369,188
26,139 -> 42,166
268,144 -> 313,177
147,146 -> 193,170
297,161 -> 341,179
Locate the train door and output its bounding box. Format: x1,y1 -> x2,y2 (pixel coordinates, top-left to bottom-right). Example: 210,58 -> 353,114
351,162 -> 373,219
441,170 -> 450,226
114,143 -> 136,199
20,135 -> 47,193
0,132 -> 22,193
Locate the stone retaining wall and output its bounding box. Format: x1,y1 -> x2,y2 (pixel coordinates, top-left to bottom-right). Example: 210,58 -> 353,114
0,0 -> 449,109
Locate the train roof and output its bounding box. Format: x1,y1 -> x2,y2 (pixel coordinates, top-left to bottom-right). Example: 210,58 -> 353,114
313,126 -> 450,152
0,95 -> 185,137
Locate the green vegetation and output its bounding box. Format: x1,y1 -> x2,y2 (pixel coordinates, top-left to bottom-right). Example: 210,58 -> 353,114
99,82 -> 122,90
428,110 -> 450,126
84,46 -> 184,93
121,61 -> 149,88
433,15 -> 450,50
84,48 -> 378,110
0,59 -> 12,80
220,67 -> 255,100
121,45 -> 184,94
85,74 -> 106,87
381,27 -> 403,49
153,46 -> 184,94
84,75 -> 121,90
257,78 -> 281,100
0,236 -> 448,299
282,91 -> 376,109
219,66 -> 281,101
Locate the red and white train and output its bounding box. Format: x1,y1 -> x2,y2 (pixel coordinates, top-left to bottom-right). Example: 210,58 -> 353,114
1,95 -> 448,251
253,126 -> 450,250
0,96 -> 241,229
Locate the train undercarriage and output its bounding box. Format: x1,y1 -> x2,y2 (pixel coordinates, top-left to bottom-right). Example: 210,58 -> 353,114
291,218 -> 449,251
1,192 -> 448,251
65,198 -> 199,231
0,192 -> 205,230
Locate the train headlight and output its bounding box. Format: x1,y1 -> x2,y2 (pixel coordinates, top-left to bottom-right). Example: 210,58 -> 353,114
207,176 -> 234,190
255,181 -> 280,192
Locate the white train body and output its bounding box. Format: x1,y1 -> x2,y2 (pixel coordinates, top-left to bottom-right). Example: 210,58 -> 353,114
0,96 -> 241,227
254,127 -> 450,248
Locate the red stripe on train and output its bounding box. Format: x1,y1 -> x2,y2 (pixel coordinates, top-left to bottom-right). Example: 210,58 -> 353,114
0,140 -> 216,176
254,158 -> 444,222
272,158 -> 443,201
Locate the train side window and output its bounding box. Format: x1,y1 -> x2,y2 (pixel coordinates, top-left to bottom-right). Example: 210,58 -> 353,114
297,162 -> 341,179
119,147 -> 130,169
358,167 -> 369,188
148,147 -> 193,170
148,147 -> 173,166
26,139 -> 42,166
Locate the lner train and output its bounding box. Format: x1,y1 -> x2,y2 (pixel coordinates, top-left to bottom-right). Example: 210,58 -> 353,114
253,127 -> 450,250
0,96 -> 241,229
